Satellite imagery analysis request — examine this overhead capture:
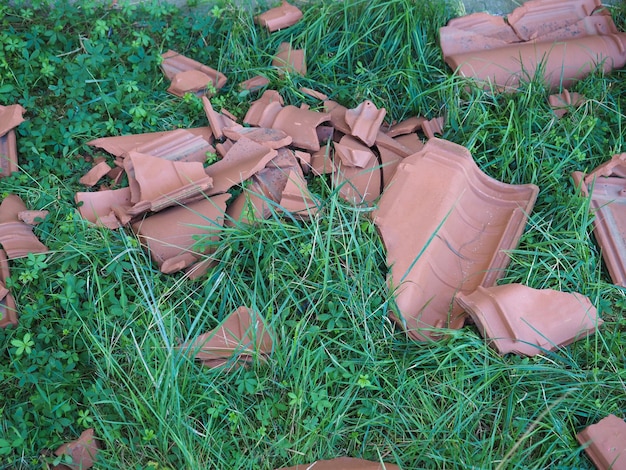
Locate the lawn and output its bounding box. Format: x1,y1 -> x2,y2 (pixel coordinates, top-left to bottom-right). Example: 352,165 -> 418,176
0,0 -> 625,468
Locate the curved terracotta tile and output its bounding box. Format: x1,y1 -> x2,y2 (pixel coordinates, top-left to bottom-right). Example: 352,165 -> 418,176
202,96 -> 236,140
52,428 -> 100,470
0,130 -> 19,177
323,100 -> 352,134
373,139 -> 538,341
0,104 -> 26,136
272,106 -> 330,151
420,117 -> 444,139
131,193 -> 229,272
239,75 -> 270,92
18,210 -> 48,225
308,145 -> 337,176
75,187 -> 132,229
0,249 -> 17,329
276,457 -> 400,470
333,152 -> 381,205
0,195 -> 48,258
456,284 -> 602,356
345,101 -> 387,147
167,69 -> 216,97
222,126 -> 293,150
300,87 -> 328,101
180,306 -> 273,368
79,161 -> 113,187
160,50 -> 227,91
256,1 -> 303,32
527,14 -> 618,43
333,135 -> 375,168
577,414 -> 626,470
440,12 -> 519,57
549,89 -> 586,118
244,90 -> 284,128
573,154 -> 626,287
374,131 -> 413,158
272,42 -> 306,76
385,116 -> 426,138
279,170 -> 318,217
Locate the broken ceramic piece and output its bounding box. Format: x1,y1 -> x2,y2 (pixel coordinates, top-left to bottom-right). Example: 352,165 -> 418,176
272,106 -> 330,151
202,97 -> 237,140
572,154 -> 626,287
0,195 -> 49,258
132,193 -> 229,273
76,187 -> 132,229
160,50 -> 227,97
222,126 -> 292,150
244,90 -> 285,128
0,130 -> 19,177
373,138 -> 539,341
239,75 -> 270,92
549,89 -> 586,118
420,117 -> 444,139
52,428 -> 100,470
385,116 -> 427,138
323,100 -> 352,134
275,457 -> 400,470
456,284 -> 602,356
333,136 -> 374,168
300,87 -> 328,101
18,210 -> 48,225
79,161 -> 112,187
279,170 -> 318,217
0,104 -> 26,136
255,1 -> 303,32
272,42 -> 306,76
205,138 -> 277,196
0,249 -> 17,328
345,101 -> 387,147
181,306 -> 273,368
577,414 -> 626,470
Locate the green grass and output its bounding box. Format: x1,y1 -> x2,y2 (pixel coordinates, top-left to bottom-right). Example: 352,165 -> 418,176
0,0 -> 625,468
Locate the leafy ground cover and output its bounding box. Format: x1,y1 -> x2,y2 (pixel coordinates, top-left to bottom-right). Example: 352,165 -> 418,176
0,0 -> 625,468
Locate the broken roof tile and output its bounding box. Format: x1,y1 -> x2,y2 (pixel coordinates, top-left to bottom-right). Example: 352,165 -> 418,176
0,104 -> 26,136
132,193 -> 229,273
79,161 -> 113,187
0,195 -> 49,258
333,148 -> 381,205
323,100 -> 352,134
276,457 -> 401,470
18,210 -> 48,225
456,284 -> 602,356
307,145 -> 336,176
279,170 -> 318,217
0,130 -> 19,177
202,97 -> 236,140
345,100 -> 387,147
577,414 -> 626,470
272,42 -> 306,76
222,126 -> 293,150
272,106 -> 330,151
167,70 -> 217,97
300,87 -> 328,101
385,116 -> 427,138
439,12 -> 519,57
373,139 -> 538,341
420,116 -> 444,139
244,90 -> 284,128
549,89 -> 586,118
160,50 -> 227,94
333,135 -> 375,169
76,187 -> 133,229
255,1 -> 303,32
52,428 -> 100,470
239,75 -> 271,92
0,249 -> 17,328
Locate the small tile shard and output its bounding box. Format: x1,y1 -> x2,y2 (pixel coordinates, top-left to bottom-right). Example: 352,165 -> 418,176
456,284 -> 602,356
0,195 -> 49,258
279,170 -> 318,217
275,457 -> 401,470
160,50 -> 227,97
181,306 -> 273,369
239,75 -> 270,92
272,42 -> 306,76
0,104 -> 26,178
52,428 -> 100,470
549,89 -> 586,118
577,414 -> 626,470
272,106 -> 330,151
79,161 -> 113,187
256,1 -> 302,32
345,100 -> 387,147
0,249 -> 17,328
76,187 -> 133,229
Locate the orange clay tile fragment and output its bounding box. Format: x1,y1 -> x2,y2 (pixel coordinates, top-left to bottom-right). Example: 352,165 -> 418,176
181,306 -> 273,369
572,154 -> 626,287
394,133 -> 424,154
333,135 -> 374,168
215,140 -> 234,158
18,210 -> 48,225
373,139 -> 538,341
0,104 -> 25,177
52,428 -> 100,470
300,87 -> 328,101
378,146 -> 403,189
160,50 -> 227,97
239,75 -> 270,92
420,117 -> 444,139
0,195 -> 48,258
124,152 -> 214,214
272,106 -> 330,151
244,90 -> 284,128
272,42 -> 306,76
202,96 -> 237,140
276,457 -> 401,470
222,126 -> 293,150
345,101 -> 387,147
0,249 -> 17,328
456,284 -> 602,356
79,161 -> 112,187
385,116 -> 426,138
577,414 -> 626,470
307,145 -> 336,176
132,193 -> 229,273
279,170 -> 318,217
256,1 -> 303,32
75,187 -> 132,229
549,89 -> 586,118
0,104 -> 26,136
439,12 -> 519,57
227,168 -> 288,225
323,100 -> 352,134
333,140 -> 381,205
374,131 -> 413,158
205,137 -> 278,196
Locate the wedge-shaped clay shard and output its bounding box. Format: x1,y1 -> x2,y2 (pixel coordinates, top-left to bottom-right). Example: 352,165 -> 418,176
345,101 -> 387,147
334,135 -> 375,168
374,131 -> 413,158
181,306 -> 273,368
205,138 -> 277,196
0,249 -> 17,328
52,428 -> 100,470
273,42 -> 306,76
272,106 -> 330,151
0,130 -> 18,177
0,195 -> 48,258
334,147 -> 381,205
160,50 -> 227,91
256,1 -> 303,32
440,13 -> 519,57
79,161 -> 112,187
421,117 -> 444,139
202,97 -> 236,140
573,154 -> 626,287
132,193 -> 229,272
323,100 -> 352,134
373,139 -> 538,341
456,284 -> 601,356
222,126 -> 292,150
76,187 -> 132,229
276,457 -> 400,470
215,139 -> 234,158
378,147 -> 403,189
244,90 -> 284,128
446,32 -> 626,90
308,146 -> 336,176
394,133 -> 424,155
18,210 -> 48,225
549,89 -> 586,118
385,116 -> 426,138
577,414 -> 626,470
300,87 -> 328,101
507,0 -> 602,42
280,170 -> 318,217
125,152 -> 213,213
0,104 -> 26,136
239,75 -> 270,92
167,70 -> 214,97
88,128 -> 213,163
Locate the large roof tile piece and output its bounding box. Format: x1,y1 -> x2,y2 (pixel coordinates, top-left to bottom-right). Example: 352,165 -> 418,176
439,12 -> 519,57
255,1 -> 303,32
76,187 -> 132,229
373,138 -> 538,341
577,414 -> 626,470
181,306 -> 273,369
0,195 -> 49,258
276,457 -> 401,470
279,170 -> 318,217
0,249 -> 17,328
456,284 -> 602,356
572,154 -> 626,287
52,428 -> 100,470
160,50 -> 227,97
244,90 -> 284,128
131,193 -> 229,273
344,101 -> 387,147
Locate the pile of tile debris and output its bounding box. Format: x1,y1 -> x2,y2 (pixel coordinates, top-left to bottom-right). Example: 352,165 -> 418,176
0,1 -> 625,467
